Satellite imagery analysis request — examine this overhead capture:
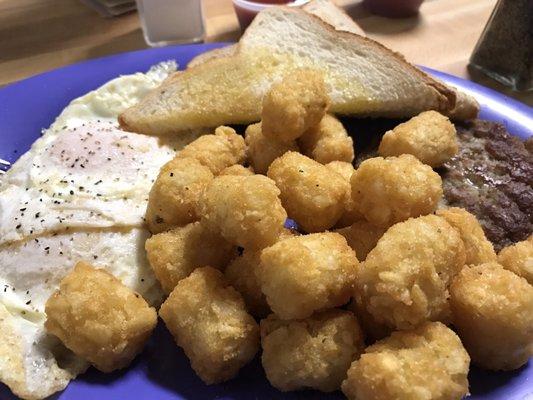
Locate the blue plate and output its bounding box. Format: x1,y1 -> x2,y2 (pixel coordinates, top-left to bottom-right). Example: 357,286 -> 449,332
0,43 -> 531,400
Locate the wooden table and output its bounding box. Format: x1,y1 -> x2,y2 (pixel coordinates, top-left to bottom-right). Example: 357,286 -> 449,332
0,0 -> 531,105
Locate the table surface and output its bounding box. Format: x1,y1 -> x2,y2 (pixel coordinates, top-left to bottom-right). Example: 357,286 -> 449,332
0,0 -> 531,105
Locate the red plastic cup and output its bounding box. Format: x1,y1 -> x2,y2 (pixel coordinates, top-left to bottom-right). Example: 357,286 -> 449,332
363,0 -> 425,18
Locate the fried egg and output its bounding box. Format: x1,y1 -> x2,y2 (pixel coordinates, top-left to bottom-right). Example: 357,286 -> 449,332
0,228 -> 159,400
0,61 -> 202,400
0,123 -> 177,244
0,302 -> 87,400
51,61 -> 177,132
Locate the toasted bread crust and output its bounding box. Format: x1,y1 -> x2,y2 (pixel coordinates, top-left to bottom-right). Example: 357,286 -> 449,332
302,0 -> 365,35
187,45 -> 237,69
448,89 -> 480,120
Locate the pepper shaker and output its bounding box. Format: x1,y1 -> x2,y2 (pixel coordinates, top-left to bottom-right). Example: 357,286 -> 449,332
469,0 -> 532,92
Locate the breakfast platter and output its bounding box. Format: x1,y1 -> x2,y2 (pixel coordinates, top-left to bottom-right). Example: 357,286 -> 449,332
0,41 -> 531,400
0,3 -> 532,400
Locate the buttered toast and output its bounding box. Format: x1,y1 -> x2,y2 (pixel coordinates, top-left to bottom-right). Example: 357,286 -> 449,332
120,7 -> 465,135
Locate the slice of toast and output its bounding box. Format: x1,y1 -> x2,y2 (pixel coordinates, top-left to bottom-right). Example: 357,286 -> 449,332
187,0 -> 364,69
239,7 -> 454,115
120,7 -> 455,135
303,0 -> 364,35
447,89 -> 479,120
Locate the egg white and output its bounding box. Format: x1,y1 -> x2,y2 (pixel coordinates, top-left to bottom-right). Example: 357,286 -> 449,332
0,228 -> 162,315
0,123 -> 176,245
0,61 -> 203,400
0,302 -> 87,400
51,61 -> 177,132
0,228 -> 159,400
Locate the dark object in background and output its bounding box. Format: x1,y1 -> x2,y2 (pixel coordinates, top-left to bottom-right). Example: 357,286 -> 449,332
469,0 -> 532,92
362,0 -> 424,18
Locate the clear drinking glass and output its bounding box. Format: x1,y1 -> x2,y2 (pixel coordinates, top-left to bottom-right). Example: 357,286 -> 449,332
136,0 -> 205,47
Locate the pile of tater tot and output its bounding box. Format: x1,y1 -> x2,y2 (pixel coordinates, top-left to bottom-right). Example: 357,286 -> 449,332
44,69 -> 533,400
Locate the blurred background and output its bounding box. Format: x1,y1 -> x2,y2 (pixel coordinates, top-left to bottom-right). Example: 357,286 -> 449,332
0,0 -> 531,105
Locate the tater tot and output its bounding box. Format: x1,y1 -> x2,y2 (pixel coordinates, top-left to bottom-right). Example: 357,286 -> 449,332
45,262 -> 157,373
348,299 -> 390,342
159,267 -> 259,384
351,154 -> 443,228
342,322 -> 470,400
224,229 -> 295,318
299,114 -> 354,164
325,160 -> 354,181
224,250 -> 270,318
145,157 -> 213,234
356,215 -> 465,330
437,207 -> 497,265
259,232 -> 358,319
267,152 -> 349,232
219,164 -> 254,176
176,126 -> 246,174
145,222 -> 236,294
378,110 -> 458,167
450,262 -> 533,370
245,122 -> 298,174
498,235 -> 533,284
261,310 -> 365,392
335,219 -> 387,261
325,161 -> 362,227
199,174 -> 287,250
262,69 -> 330,142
